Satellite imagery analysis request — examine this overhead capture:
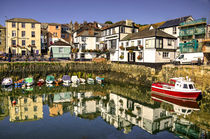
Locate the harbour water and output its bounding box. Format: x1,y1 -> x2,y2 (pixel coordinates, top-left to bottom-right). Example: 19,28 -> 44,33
0,83 -> 209,139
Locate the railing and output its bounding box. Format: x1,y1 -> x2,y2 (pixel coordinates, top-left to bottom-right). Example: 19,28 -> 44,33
179,27 -> 205,37
180,18 -> 206,26
179,40 -> 202,53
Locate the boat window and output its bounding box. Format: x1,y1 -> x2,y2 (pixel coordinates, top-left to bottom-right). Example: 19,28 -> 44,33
187,109 -> 192,113
189,84 -> 194,89
182,109 -> 186,113
183,84 -> 188,89
178,55 -> 184,59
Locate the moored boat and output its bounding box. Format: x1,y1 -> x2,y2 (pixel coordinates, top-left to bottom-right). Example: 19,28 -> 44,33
79,78 -> 86,84
55,78 -> 63,85
87,78 -> 94,84
37,79 -> 45,86
2,77 -> 13,87
24,77 -> 34,86
14,79 -> 24,87
151,77 -> 201,100
62,75 -> 71,84
95,76 -> 104,84
46,75 -> 55,84
71,76 -> 80,84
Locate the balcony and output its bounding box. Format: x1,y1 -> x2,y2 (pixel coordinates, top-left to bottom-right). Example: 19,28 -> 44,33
179,40 -> 202,53
179,27 -> 205,37
180,18 -> 206,27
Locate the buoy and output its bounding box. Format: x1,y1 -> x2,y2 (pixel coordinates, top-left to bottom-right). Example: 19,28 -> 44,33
12,100 -> 16,104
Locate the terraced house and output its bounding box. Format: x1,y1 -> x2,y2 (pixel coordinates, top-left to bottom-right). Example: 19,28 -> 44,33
101,20 -> 139,61
119,29 -> 177,63
0,24 -> 6,52
6,18 -> 41,55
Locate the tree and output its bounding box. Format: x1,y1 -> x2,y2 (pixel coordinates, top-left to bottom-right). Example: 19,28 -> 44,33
105,21 -> 113,24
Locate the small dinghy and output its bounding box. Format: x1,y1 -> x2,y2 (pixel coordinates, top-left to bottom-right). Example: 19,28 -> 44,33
71,76 -> 80,84
24,77 -> 34,86
2,77 -> 13,87
14,79 -> 24,87
46,75 -> 55,84
96,76 -> 104,84
87,78 -> 94,84
62,75 -> 71,84
37,79 -> 45,86
79,78 -> 86,84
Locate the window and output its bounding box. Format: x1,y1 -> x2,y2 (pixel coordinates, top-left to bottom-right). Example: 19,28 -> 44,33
81,44 -> 86,51
22,40 -> 25,46
168,39 -> 172,46
0,30 -> 1,35
22,31 -> 25,37
53,32 -> 57,37
156,38 -> 163,48
121,42 -> 124,46
12,49 -> 16,54
81,53 -> 85,58
12,22 -> 16,28
22,23 -> 25,28
189,84 -> 194,89
31,31 -> 35,37
24,98 -> 27,104
59,47 -> 64,53
34,106 -> 37,111
34,115 -> 37,119
120,26 -> 125,33
163,52 -> 169,58
110,39 -> 116,49
145,39 -> 155,48
24,107 -> 28,112
25,115 -> 28,120
138,40 -> 141,45
56,25 -> 59,29
31,40 -> 35,45
12,30 -> 16,37
183,84 -> 188,89
12,40 -> 16,45
31,23 -> 35,28
61,34 -> 65,38
173,27 -> 177,34
126,42 -> 129,46
131,41 -> 134,46
81,37 -> 86,42
0,39 -> 1,45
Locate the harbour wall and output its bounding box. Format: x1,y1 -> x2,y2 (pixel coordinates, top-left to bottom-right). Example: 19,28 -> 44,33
0,62 -> 209,91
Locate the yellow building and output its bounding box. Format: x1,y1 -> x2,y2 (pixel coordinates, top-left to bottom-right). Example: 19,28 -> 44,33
6,18 -> 41,55
0,24 -> 6,52
8,95 -> 43,122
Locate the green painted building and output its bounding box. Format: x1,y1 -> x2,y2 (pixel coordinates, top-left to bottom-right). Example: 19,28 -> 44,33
179,18 -> 206,53
49,40 -> 71,59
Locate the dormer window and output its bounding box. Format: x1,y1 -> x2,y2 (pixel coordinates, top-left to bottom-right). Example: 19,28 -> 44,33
56,25 -> 59,29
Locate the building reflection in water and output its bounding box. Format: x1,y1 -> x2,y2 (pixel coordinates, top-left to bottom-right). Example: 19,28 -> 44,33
8,94 -> 43,122
1,85 -> 208,138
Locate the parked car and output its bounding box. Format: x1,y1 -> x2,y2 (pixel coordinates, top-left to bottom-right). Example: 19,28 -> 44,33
173,52 -> 204,65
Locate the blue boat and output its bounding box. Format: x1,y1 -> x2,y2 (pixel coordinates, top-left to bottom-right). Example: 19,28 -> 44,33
95,76 -> 104,84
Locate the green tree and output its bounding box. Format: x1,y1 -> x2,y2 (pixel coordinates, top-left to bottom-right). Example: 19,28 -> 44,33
105,21 -> 113,24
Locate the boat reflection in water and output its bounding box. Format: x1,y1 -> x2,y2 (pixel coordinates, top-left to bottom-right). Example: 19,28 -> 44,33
0,85 -> 209,139
151,92 -> 200,116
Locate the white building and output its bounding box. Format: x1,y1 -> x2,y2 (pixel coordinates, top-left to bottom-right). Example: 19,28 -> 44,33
119,29 -> 177,63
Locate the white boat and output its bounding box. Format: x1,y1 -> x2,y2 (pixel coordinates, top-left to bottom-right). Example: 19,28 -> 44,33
71,76 -> 80,84
95,76 -> 104,84
87,78 -> 94,84
2,77 -> 13,87
46,75 -> 55,84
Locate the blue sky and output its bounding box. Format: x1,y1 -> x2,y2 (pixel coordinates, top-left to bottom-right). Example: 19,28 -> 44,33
0,0 -> 210,26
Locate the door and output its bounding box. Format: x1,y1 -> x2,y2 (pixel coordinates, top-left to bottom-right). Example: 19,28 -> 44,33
128,52 -> 135,62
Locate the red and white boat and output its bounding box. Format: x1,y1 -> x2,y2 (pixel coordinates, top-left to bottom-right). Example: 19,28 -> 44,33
151,77 -> 201,100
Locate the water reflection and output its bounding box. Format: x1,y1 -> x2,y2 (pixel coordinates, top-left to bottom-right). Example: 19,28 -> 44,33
0,84 -> 209,139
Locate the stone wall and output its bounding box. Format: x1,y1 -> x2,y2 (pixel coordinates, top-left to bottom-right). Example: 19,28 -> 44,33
156,64 -> 210,91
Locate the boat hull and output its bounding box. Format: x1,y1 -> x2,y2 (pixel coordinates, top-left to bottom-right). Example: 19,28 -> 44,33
151,85 -> 201,100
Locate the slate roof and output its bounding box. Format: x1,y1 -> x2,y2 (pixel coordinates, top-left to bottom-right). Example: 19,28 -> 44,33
121,29 -> 177,41
139,21 -> 165,31
158,16 -> 192,29
6,18 -> 40,23
51,40 -> 71,46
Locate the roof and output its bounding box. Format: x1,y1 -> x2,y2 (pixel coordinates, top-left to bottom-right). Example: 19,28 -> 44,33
6,18 -> 40,24
50,40 -> 71,46
121,29 -> 177,41
48,23 -> 61,26
139,21 -> 165,31
158,16 -> 192,29
102,20 -> 138,30
77,29 -> 101,37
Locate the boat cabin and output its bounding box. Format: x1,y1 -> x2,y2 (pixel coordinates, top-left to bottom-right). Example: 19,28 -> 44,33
170,77 -> 196,91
